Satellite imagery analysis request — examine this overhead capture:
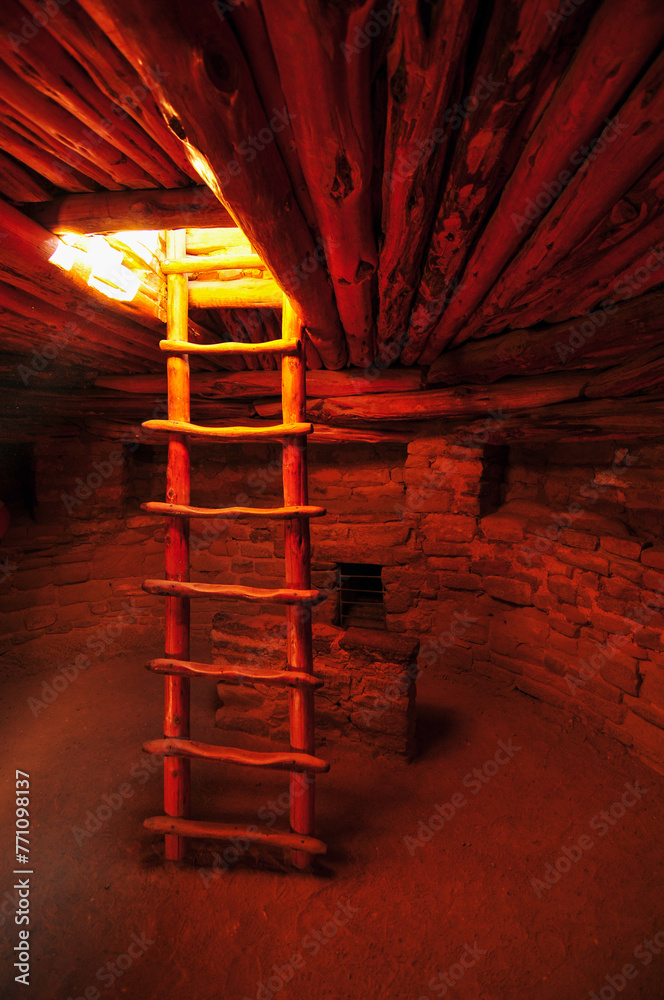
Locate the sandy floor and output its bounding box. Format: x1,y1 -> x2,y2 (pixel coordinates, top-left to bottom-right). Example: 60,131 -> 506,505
2,635 -> 664,1000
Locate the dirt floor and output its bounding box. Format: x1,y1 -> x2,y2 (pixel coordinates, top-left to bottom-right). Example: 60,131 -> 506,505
2,633 -> 664,1000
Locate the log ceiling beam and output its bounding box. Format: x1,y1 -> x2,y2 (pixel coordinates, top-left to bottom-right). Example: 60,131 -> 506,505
377,0 -> 476,363
0,282 -> 163,370
24,186 -> 235,235
584,343 -> 664,399
77,0 -> 347,370
17,0 -> 199,182
451,396 -> 664,443
0,120 -> 95,193
307,373 -> 589,423
0,0 -> 187,189
427,288 -> 664,386
416,0 -> 664,362
260,0 -> 379,367
0,151 -> 53,203
0,60 -> 155,189
462,49 -> 664,346
472,154 -> 664,332
404,0 -> 596,363
94,367 -> 425,398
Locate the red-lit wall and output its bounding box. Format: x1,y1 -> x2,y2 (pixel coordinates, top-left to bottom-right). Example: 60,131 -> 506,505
1,429 -> 662,772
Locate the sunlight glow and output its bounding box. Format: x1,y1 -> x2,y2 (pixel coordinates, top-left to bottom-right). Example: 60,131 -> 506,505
50,233 -> 142,302
48,240 -> 76,271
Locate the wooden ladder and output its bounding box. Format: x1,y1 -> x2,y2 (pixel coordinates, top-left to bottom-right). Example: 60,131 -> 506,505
140,229 -> 329,868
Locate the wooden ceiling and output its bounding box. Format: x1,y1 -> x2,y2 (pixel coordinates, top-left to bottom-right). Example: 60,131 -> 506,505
1,0 -> 663,442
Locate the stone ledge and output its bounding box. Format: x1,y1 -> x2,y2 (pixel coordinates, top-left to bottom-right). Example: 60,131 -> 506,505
338,626 -> 419,661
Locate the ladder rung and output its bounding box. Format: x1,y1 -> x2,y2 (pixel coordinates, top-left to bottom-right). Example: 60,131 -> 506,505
159,338 -> 299,356
143,579 -> 327,606
188,278 -> 283,309
144,816 -> 327,855
144,738 -> 330,773
162,253 -> 264,273
146,658 -> 323,689
141,502 -> 326,520
141,419 -> 313,439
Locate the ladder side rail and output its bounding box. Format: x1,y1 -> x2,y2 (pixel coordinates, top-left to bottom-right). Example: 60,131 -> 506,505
281,296 -> 316,868
163,229 -> 192,860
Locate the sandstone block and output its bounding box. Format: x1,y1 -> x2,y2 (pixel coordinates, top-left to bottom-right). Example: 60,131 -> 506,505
556,546 -> 609,576
24,607 -> 57,630
641,545 -> 664,570
548,575 -> 577,604
601,536 -> 643,561
560,529 -> 598,551
480,512 -> 526,542
484,577 -> 533,606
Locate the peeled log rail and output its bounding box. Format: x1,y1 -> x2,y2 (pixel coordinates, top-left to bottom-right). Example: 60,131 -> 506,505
143,738 -> 330,773
159,338 -> 298,356
146,657 -> 324,689
142,502 -> 325,519
26,187 -> 234,234
188,279 -> 283,310
186,228 -> 260,255
426,289 -> 664,386
144,816 -> 327,855
162,252 -> 264,273
160,228 -> 191,862
279,294 -> 318,868
142,418 -> 313,439
143,578 -> 327,606
77,0 -> 347,369
416,0 -> 664,362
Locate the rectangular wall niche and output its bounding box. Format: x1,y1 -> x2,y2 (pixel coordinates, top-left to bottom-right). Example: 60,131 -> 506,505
336,563 -> 385,629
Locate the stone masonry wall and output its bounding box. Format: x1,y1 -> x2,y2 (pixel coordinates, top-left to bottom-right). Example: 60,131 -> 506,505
0,433 -> 164,687
208,430 -> 664,772
2,427 -> 664,771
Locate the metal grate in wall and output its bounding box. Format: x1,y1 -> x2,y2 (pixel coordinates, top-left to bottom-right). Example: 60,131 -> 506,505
336,562 -> 385,629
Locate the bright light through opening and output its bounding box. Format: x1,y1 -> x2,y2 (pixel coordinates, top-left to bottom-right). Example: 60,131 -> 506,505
48,232 -> 153,302
114,230 -> 161,257
87,270 -> 141,301
48,241 -> 76,272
